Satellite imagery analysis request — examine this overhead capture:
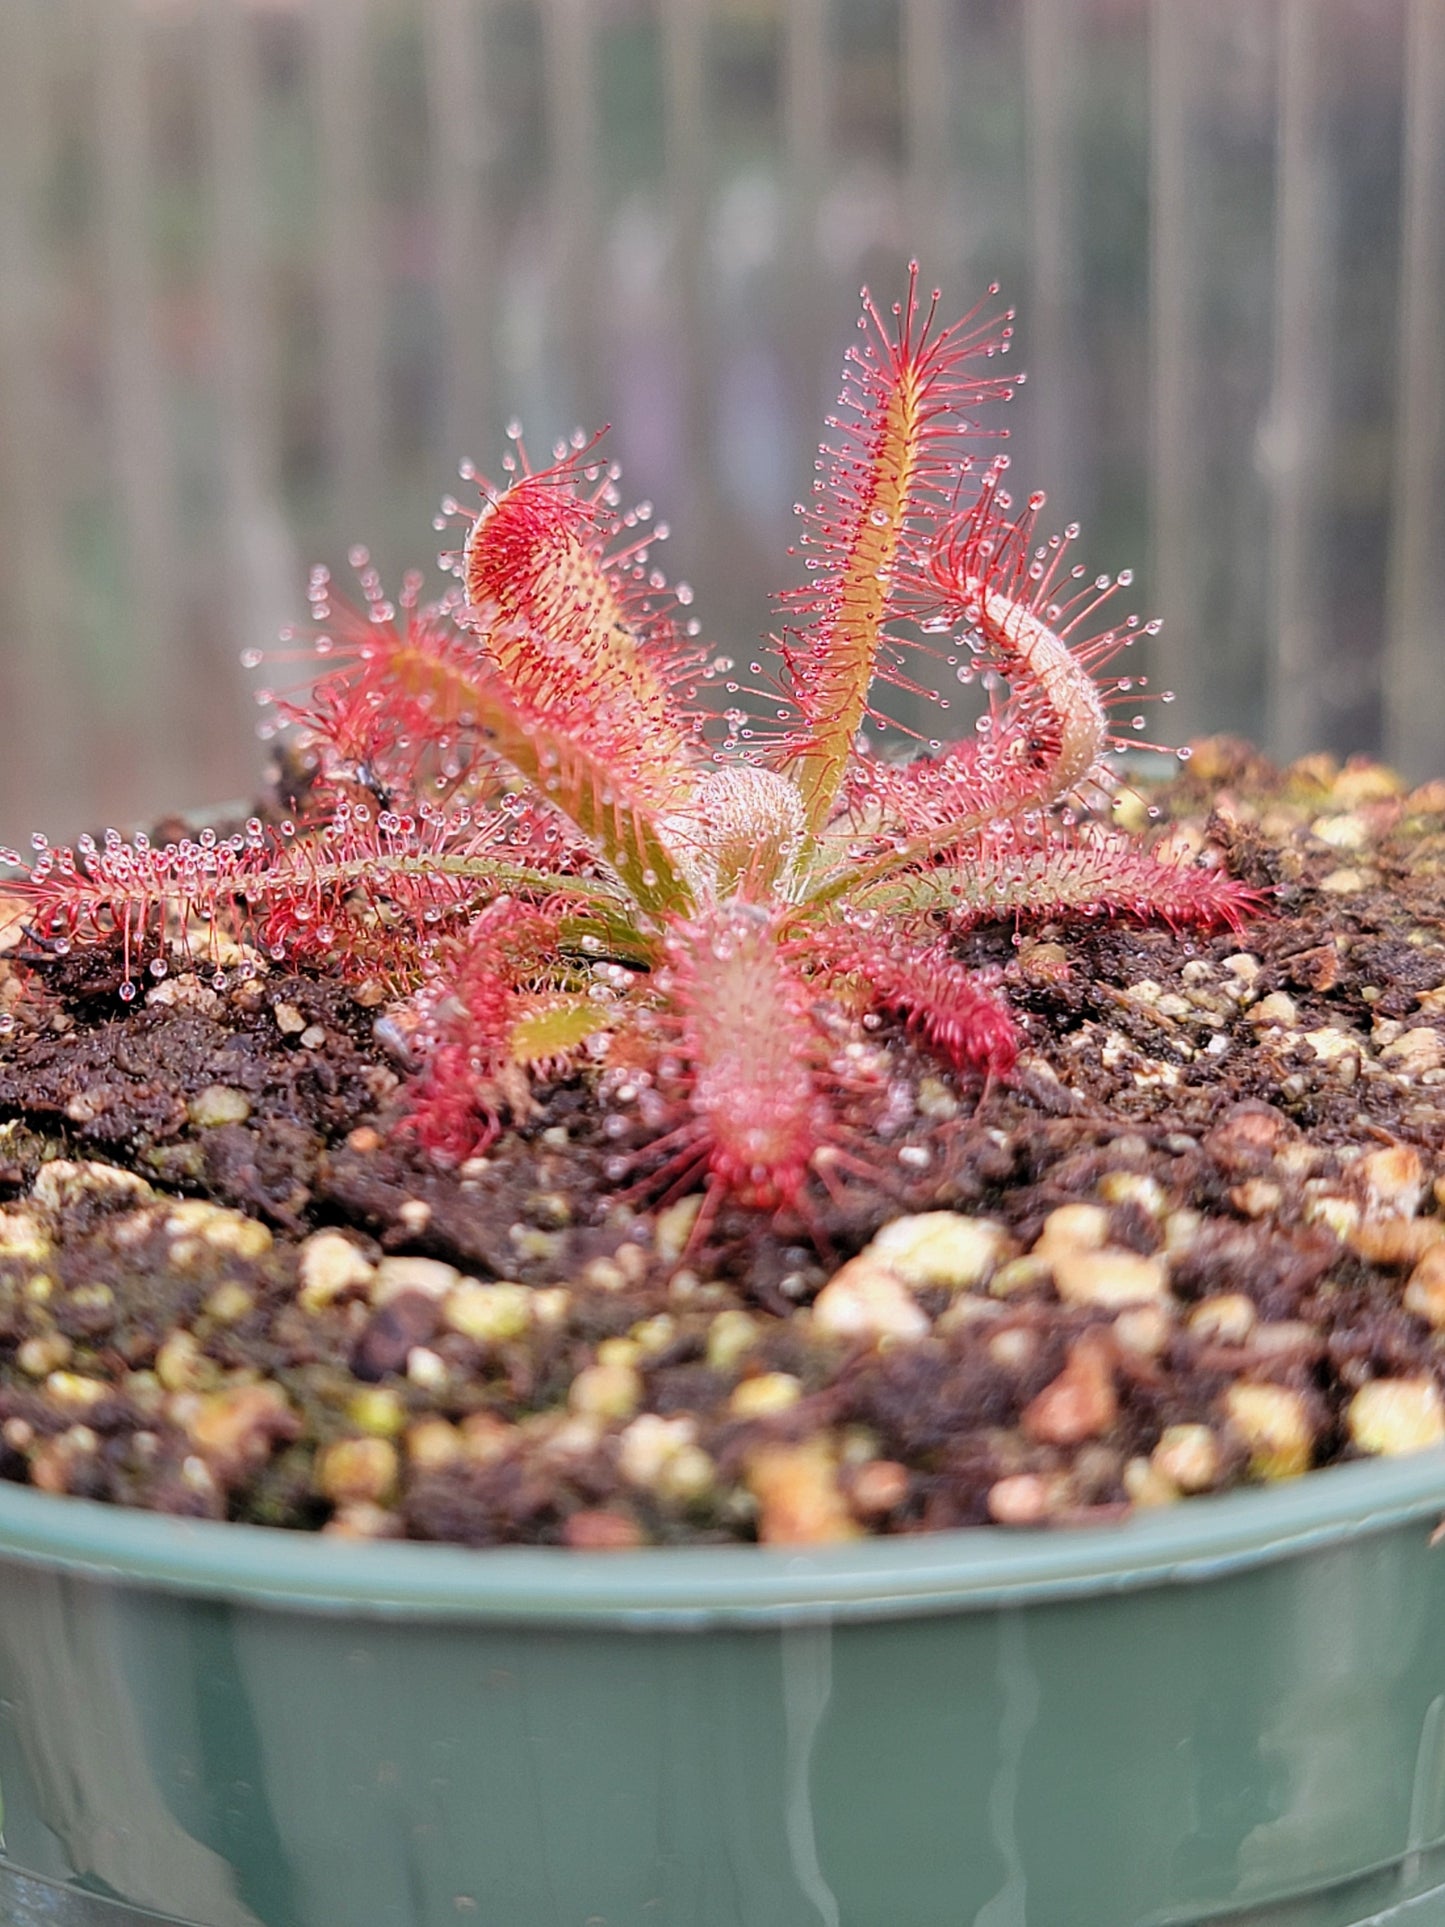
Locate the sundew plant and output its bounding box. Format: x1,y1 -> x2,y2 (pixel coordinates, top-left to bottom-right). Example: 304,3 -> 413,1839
6,267 -> 1254,1239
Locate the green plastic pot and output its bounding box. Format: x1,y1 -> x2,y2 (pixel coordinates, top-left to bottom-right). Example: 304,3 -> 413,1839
3,1457 -> 1445,1927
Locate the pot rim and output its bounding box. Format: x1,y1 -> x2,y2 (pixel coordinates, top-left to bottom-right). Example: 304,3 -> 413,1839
1,1450 -> 1442,1627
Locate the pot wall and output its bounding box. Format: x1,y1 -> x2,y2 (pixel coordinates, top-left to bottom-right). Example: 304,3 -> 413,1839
4,1469 -> 1445,1926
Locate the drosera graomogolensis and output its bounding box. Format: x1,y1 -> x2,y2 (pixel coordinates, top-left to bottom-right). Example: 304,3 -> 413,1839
3,264 -> 1259,1242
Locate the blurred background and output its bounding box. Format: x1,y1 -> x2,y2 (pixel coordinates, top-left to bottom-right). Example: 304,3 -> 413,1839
0,0 -> 1442,846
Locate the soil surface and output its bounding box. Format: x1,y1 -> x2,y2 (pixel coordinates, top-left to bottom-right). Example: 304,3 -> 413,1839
1,738 -> 1443,1547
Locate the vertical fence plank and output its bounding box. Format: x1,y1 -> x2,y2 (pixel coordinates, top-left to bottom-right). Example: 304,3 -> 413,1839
782,0 -> 829,434
1386,0 -> 1445,782
662,0 -> 711,523
665,0 -> 786,683
0,0 -> 73,835
204,0 -> 292,805
901,0 -> 960,734
424,0 -> 497,464
542,0 -> 603,435
1268,0 -> 1331,760
314,0 -> 384,550
95,0 -> 184,818
1022,0 -> 1082,522
783,0 -> 827,247
1148,0 -> 1206,735
902,0 -> 951,256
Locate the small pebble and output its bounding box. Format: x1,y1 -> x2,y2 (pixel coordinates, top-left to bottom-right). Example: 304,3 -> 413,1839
849,1459 -> 910,1517
1223,1383 -> 1314,1481
406,1418 -> 463,1470
728,1372 -> 802,1418
1036,1204 -> 1111,1254
299,1231 -> 375,1309
1051,1247 -> 1170,1309
443,1281 -> 532,1344
569,1362 -> 642,1422
1022,1333 -> 1117,1446
1359,1145 -> 1426,1218
812,1257 -> 930,1343
1405,1245 -> 1445,1327
1352,1219 -> 1445,1267
1381,1028 -> 1445,1075
564,1509 -> 645,1550
746,1438 -> 859,1545
869,1212 -> 1011,1290
373,1255 -> 458,1304
706,1309 -> 760,1373
1248,992 -> 1298,1028
986,1474 -> 1053,1527
1151,1424 -> 1221,1493
1188,1294 -> 1258,1343
1348,1378 -> 1445,1457
187,1085 -> 252,1129
654,1194 -> 702,1262
316,1437 -> 399,1506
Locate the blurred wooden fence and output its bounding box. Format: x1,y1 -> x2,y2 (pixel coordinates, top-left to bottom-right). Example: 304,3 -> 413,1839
0,0 -> 1441,845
